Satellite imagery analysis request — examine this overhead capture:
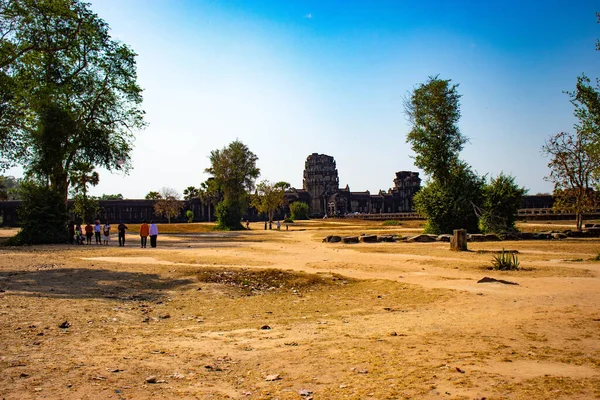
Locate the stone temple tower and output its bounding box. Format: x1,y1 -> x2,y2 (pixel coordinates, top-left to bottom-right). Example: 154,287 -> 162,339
303,153 -> 339,215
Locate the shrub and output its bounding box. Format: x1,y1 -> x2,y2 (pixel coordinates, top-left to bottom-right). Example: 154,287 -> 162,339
186,210 -> 194,223
284,217 -> 294,223
479,173 -> 526,234
8,182 -> 68,245
382,220 -> 401,226
491,249 -> 520,271
289,201 -> 309,220
414,163 -> 484,234
215,198 -> 245,230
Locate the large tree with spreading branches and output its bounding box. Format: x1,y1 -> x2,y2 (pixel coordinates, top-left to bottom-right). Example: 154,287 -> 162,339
0,0 -> 145,242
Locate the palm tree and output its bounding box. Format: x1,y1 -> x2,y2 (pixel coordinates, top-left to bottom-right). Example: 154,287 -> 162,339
198,178 -> 220,222
183,186 -> 199,200
69,162 -> 100,222
69,162 -> 99,198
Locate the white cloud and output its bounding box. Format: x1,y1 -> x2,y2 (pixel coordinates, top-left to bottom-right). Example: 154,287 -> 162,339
304,13 -> 312,19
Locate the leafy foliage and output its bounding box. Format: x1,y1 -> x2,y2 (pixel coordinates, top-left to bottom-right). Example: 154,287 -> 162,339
205,140 -> 260,230
71,193 -> 99,223
145,191 -> 161,200
542,76 -> 600,230
214,198 -> 245,230
186,209 -> 194,223
0,0 -> 145,211
153,187 -> 183,224
69,162 -> 99,197
0,175 -> 21,200
99,193 -> 123,200
491,249 -> 520,271
198,178 -> 220,223
405,76 -> 467,185
289,201 -> 309,220
8,181 -> 68,245
405,76 -> 483,234
413,163 -> 484,234
479,173 -> 527,234
251,180 -> 290,223
183,186 -> 199,200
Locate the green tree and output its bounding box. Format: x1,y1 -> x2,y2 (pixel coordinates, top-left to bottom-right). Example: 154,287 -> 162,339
0,176 -> 6,200
0,175 -> 22,200
289,201 -> 309,220
71,193 -> 99,223
405,76 -> 466,185
145,191 -> 161,200
198,178 -> 219,223
183,186 -> 199,200
8,181 -> 68,245
405,76 -> 482,234
543,132 -> 600,231
205,140 -> 260,230
0,0 -> 145,208
251,180 -> 290,225
413,162 -> 484,234
100,193 -> 123,200
153,187 -> 183,224
186,209 -> 194,223
478,173 -> 527,234
68,161 -> 99,222
542,77 -> 600,231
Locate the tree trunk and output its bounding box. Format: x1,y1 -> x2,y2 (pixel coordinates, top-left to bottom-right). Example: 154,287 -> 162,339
208,203 -> 211,222
576,212 -> 583,231
450,229 -> 468,251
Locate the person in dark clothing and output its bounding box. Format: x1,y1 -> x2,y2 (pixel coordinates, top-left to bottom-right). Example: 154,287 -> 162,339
68,221 -> 75,244
117,221 -> 128,247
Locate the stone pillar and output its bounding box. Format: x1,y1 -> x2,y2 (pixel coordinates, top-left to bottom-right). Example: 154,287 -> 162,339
450,229 -> 467,251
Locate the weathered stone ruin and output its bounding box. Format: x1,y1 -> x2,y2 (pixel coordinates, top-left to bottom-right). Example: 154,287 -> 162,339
302,153 -> 421,217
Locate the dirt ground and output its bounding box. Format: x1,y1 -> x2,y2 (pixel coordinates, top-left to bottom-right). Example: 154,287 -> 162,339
0,220 -> 599,399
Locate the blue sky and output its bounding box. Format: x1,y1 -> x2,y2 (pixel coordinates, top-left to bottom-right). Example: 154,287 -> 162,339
29,0 -> 600,198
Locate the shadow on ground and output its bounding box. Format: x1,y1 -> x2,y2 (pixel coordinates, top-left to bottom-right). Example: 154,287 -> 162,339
0,268 -> 194,301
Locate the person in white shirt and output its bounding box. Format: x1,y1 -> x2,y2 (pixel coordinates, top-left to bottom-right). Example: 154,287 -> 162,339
149,221 -> 158,248
94,220 -> 102,244
103,222 -> 111,245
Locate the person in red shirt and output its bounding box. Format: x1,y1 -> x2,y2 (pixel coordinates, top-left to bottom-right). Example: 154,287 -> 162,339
84,223 -> 94,245
139,220 -> 149,248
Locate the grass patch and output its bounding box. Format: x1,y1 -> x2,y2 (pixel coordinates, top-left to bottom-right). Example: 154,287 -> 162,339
382,220 -> 402,226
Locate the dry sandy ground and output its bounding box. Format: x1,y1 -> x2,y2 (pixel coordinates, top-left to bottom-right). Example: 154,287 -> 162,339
0,220 -> 599,399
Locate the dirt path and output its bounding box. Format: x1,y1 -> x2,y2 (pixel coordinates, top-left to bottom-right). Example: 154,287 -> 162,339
0,224 -> 599,399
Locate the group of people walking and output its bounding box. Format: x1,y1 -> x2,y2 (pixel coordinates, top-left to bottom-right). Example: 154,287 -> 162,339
69,220 -> 158,247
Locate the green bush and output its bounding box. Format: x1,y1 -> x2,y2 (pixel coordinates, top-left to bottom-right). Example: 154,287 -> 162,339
283,217 -> 294,223
215,198 -> 244,230
479,173 -> 526,234
491,249 -> 520,271
382,220 -> 401,226
8,182 -> 68,245
289,201 -> 309,220
186,210 -> 194,223
414,163 -> 484,234
71,194 -> 99,223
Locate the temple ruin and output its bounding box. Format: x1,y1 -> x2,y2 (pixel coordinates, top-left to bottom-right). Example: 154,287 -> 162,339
299,153 -> 421,217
